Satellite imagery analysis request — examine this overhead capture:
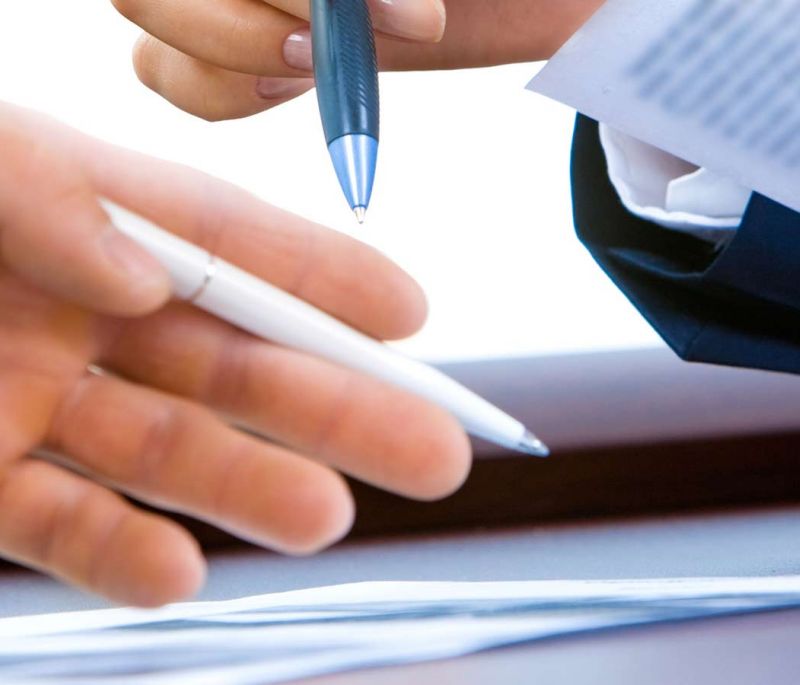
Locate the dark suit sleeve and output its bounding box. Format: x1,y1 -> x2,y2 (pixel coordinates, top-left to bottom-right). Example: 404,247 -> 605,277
571,115 -> 800,375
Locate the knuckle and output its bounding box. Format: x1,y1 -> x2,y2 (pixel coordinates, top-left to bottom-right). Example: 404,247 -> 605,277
312,370 -> 360,457
196,106 -> 232,124
0,110 -> 70,194
287,226 -> 321,300
131,34 -> 160,91
130,35 -> 242,123
34,490 -> 72,570
204,329 -> 254,411
0,461 -> 70,567
193,76 -> 248,123
134,401 -> 195,488
110,0 -> 143,23
84,504 -> 130,590
6,134 -> 58,194
3,141 -> 87,224
37,474 -> 124,585
41,178 -> 91,221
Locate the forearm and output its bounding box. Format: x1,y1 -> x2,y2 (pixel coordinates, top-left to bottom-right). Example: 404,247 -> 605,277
379,0 -> 606,70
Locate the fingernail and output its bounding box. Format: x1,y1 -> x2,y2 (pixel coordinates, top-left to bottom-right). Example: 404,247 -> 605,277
255,76 -> 314,100
100,225 -> 165,283
281,0 -> 446,71
369,0 -> 446,42
283,29 -> 313,72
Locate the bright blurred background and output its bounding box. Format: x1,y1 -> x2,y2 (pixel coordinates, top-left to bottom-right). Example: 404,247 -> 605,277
0,1 -> 663,362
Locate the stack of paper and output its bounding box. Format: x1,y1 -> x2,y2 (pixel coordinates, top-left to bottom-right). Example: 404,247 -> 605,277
1,577 -> 800,683
529,0 -> 800,213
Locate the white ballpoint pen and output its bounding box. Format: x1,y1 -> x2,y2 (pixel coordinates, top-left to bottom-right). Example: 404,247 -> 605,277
102,201 -> 549,457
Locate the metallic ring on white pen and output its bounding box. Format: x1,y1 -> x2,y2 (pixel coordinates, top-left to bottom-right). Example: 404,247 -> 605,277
184,256 -> 218,303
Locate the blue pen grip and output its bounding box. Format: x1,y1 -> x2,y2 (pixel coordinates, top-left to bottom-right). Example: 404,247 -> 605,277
311,0 -> 380,145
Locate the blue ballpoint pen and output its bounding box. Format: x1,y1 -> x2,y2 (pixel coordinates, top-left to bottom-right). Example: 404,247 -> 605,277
311,0 -> 380,223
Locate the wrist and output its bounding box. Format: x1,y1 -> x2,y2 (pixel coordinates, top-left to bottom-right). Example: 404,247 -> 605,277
379,0 -> 605,71
517,0 -> 607,63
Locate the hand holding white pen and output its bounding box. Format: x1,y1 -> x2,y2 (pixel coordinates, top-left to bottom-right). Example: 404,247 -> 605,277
102,201 -> 548,458
0,102 -> 483,607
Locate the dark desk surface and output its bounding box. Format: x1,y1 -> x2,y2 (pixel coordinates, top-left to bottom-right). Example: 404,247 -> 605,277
2,505 -> 800,683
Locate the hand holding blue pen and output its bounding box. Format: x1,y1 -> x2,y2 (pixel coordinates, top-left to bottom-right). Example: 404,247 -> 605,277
311,0 -> 380,223
118,1 -> 602,124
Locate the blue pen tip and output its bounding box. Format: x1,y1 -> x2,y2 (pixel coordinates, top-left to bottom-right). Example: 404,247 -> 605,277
328,134 -> 378,218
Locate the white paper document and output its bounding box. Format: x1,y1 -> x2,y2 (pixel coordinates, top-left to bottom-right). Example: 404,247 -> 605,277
529,0 -> 800,214
2,576 -> 800,683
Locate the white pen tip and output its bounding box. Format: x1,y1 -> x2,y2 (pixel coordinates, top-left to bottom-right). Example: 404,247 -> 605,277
518,430 -> 550,458
353,206 -> 367,224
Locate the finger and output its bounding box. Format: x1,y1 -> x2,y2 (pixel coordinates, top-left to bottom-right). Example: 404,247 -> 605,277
0,459 -> 205,607
131,0 -> 604,121
376,0 -> 606,70
0,270 -> 99,465
130,14 -> 548,123
133,35 -> 315,122
0,282 -> 201,607
128,25 -> 472,124
0,106 -> 171,316
99,303 -> 472,500
0,343 -> 69,467
114,0 -> 303,77
262,0 -> 446,42
47,373 -> 356,555
114,0 -> 444,78
70,135 -> 428,341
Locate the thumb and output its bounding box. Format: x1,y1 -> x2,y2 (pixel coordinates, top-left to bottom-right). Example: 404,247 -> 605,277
0,121 -> 171,316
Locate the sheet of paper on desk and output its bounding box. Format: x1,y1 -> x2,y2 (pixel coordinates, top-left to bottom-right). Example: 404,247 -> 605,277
2,577 -> 800,684
528,0 -> 800,214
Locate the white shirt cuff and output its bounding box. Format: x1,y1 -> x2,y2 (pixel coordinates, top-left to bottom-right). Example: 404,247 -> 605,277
598,124 -> 752,245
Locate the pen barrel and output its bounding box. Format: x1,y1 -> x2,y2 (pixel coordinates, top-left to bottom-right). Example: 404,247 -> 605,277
197,261 -> 528,452
103,201 -> 533,453
311,0 -> 380,144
